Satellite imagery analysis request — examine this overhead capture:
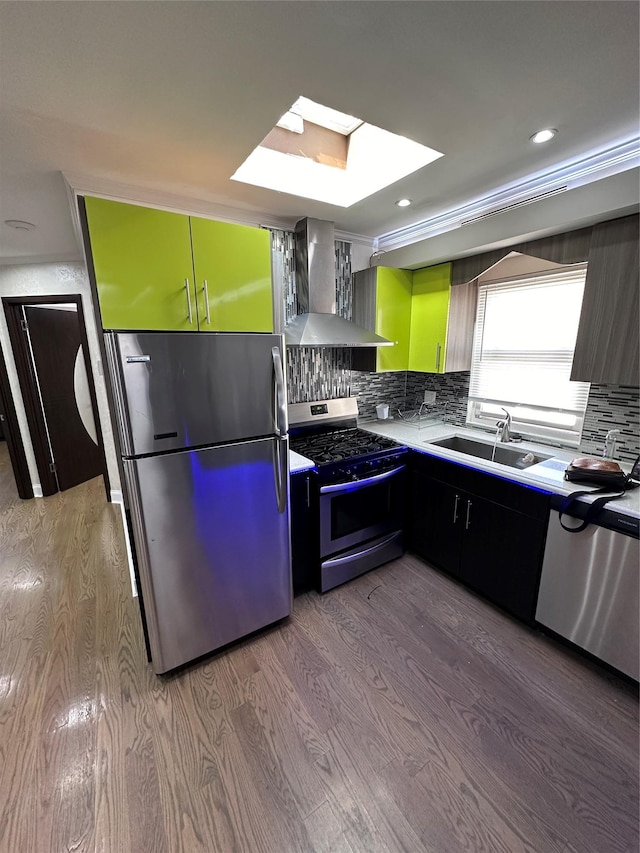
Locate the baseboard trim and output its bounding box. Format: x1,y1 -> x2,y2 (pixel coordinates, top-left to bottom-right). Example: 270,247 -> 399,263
113,496 -> 138,598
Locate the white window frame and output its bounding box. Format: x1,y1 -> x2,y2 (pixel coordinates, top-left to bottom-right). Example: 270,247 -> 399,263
466,264 -> 590,448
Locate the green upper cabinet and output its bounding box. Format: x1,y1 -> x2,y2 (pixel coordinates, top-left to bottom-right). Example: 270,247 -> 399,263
190,217 -> 273,333
409,262 -> 477,374
84,197 -> 195,331
352,266 -> 413,372
375,267 -> 413,371
83,197 -> 273,332
409,263 -> 451,373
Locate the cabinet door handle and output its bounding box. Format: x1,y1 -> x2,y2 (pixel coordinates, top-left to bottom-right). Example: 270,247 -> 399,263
306,476 -> 310,508
203,280 -> 211,325
184,279 -> 193,324
465,500 -> 472,530
436,342 -> 442,371
453,494 -> 460,524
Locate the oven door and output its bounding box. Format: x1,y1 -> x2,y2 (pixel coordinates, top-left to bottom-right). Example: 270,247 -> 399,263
319,464 -> 406,557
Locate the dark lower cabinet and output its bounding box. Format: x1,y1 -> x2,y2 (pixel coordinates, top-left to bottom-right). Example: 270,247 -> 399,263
290,469 -> 318,595
410,475 -> 463,577
408,452 -> 550,623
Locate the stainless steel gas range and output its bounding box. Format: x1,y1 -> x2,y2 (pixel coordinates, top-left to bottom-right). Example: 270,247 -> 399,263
289,398 -> 407,592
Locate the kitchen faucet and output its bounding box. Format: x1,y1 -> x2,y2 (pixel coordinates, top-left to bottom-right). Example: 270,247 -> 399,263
603,429 -> 620,459
496,408 -> 512,443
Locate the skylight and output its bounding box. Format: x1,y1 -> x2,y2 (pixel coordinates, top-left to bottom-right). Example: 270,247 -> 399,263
231,96 -> 443,208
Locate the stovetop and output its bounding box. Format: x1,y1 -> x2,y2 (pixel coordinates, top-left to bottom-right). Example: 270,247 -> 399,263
290,426 -> 401,465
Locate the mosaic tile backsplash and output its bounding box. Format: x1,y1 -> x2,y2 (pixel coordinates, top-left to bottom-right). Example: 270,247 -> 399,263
286,348 -> 352,403
276,230 -> 354,403
579,385 -> 639,463
273,227 -> 639,457
352,370 -> 470,425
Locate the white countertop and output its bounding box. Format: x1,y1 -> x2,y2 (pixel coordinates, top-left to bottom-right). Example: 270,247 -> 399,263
289,449 -> 315,474
361,418 -> 640,520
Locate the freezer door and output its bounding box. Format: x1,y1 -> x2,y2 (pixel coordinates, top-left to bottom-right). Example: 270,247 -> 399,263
123,436 -> 291,673
106,331 -> 287,455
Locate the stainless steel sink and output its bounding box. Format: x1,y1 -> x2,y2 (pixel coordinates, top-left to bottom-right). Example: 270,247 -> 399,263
428,435 -> 551,469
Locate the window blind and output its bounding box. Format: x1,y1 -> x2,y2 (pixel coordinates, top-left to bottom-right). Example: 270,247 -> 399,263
468,267 -> 590,423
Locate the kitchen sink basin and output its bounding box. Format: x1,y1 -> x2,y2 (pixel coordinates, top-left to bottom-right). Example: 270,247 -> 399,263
428,436 -> 551,469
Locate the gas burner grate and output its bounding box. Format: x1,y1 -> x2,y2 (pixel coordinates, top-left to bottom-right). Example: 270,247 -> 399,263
290,427 -> 399,466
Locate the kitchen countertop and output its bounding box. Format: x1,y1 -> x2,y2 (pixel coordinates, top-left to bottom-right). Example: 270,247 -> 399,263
289,449 -> 315,474
361,418 -> 640,520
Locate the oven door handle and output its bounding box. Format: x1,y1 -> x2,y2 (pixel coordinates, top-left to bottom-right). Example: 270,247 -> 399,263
319,464 -> 405,495
321,532 -> 401,569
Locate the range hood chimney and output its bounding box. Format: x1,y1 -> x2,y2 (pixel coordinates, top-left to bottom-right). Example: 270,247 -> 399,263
284,218 -> 393,348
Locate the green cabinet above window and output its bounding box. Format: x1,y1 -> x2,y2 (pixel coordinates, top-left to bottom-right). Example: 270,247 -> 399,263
82,197 -> 273,333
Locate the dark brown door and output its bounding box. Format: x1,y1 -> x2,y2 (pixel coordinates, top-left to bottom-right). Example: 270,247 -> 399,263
24,306 -> 103,491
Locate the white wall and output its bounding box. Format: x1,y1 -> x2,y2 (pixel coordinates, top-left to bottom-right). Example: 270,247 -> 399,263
350,238 -> 377,274
0,262 -> 120,494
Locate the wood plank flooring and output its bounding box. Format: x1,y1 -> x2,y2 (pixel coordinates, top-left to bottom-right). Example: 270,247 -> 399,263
0,440 -> 638,852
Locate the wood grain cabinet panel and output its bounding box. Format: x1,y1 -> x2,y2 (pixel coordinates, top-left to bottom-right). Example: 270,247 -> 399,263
571,214 -> 639,386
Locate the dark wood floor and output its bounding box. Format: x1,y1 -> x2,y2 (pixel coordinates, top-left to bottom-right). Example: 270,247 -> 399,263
0,440 -> 638,852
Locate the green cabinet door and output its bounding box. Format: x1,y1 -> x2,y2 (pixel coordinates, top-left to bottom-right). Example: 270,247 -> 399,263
190,217 -> 273,332
408,262 -> 452,373
84,197 -> 196,330
375,268 -> 413,371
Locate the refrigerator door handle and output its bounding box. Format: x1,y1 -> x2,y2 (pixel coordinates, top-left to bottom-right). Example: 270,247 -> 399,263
273,436 -> 288,514
271,346 -> 287,438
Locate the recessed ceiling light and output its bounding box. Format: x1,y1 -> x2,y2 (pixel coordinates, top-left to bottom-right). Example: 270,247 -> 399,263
530,128 -> 558,144
4,219 -> 36,231
396,198 -> 412,207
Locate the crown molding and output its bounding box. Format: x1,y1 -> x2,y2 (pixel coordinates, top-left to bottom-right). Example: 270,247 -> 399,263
380,168 -> 639,270
62,171 -> 297,230
63,171 -> 377,250
377,137 -> 640,252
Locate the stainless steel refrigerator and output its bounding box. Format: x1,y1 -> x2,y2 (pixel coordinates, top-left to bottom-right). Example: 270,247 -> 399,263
105,331 -> 291,674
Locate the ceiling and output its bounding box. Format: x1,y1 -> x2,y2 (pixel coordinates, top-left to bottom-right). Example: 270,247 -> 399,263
1,1 -> 638,265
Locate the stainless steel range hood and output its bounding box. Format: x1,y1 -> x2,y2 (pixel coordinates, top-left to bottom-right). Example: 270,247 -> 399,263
285,218 -> 393,348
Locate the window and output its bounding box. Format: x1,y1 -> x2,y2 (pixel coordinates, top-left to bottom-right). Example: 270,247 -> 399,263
467,265 -> 589,446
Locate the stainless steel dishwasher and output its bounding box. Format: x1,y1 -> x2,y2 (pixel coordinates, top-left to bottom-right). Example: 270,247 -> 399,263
536,500 -> 639,680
